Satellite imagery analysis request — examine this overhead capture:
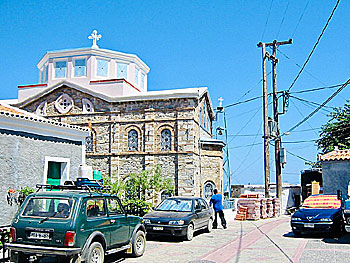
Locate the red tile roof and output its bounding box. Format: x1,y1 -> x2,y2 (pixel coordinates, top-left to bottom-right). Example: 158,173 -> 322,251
319,147 -> 350,161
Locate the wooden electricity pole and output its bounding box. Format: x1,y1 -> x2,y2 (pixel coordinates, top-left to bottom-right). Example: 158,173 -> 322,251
257,42 -> 270,198
258,39 -> 292,200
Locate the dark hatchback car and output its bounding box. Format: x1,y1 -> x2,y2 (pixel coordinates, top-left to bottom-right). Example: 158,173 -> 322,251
143,197 -> 213,241
291,194 -> 344,236
6,182 -> 146,263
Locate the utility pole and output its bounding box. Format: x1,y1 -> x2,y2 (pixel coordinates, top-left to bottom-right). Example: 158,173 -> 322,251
257,42 -> 270,198
258,39 -> 292,200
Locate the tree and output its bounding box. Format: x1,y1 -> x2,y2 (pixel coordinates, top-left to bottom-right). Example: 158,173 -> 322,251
104,165 -> 174,214
317,101 -> 350,153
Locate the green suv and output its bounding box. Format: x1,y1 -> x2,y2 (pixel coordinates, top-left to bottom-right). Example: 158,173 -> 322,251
6,182 -> 146,263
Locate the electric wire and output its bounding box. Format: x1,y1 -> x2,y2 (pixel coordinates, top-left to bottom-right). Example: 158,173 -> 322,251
231,121 -> 262,176
227,107 -> 261,144
287,0 -> 341,92
276,0 -> 290,38
294,98 -> 331,115
291,0 -> 310,37
290,95 -> 333,113
261,0 -> 274,41
286,149 -> 312,162
290,83 -> 343,94
277,48 -> 326,86
286,77 -> 350,134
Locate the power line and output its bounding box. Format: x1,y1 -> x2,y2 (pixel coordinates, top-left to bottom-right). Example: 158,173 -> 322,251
225,95 -> 262,109
287,0 -> 341,92
286,149 -> 312,162
261,0 -> 274,40
290,95 -> 333,112
291,83 -> 343,94
227,107 -> 261,144
283,139 -> 317,144
277,48 -> 326,86
229,142 -> 262,149
286,77 -> 350,134
291,0 -> 310,37
276,0 -> 290,38
293,98 -> 331,115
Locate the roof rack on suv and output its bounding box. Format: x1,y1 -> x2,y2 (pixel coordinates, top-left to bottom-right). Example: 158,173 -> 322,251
35,178 -> 111,194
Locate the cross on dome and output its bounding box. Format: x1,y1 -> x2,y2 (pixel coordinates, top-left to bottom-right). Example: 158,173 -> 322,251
88,30 -> 102,49
218,97 -> 224,108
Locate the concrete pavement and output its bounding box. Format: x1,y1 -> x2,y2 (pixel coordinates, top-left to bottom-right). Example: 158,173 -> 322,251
108,211 -> 350,263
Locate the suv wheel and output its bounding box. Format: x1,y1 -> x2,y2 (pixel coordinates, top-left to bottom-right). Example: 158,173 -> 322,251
131,230 -> 146,257
185,223 -> 194,241
87,242 -> 104,263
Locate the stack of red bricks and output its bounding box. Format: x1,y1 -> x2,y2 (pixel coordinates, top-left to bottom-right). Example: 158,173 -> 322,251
266,198 -> 274,218
273,198 -> 280,217
260,198 -> 268,219
235,205 -> 248,220
236,194 -> 261,220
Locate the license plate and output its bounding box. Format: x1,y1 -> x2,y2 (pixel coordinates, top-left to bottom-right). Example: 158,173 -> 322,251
153,226 -> 163,231
29,232 -> 50,240
304,223 -> 314,228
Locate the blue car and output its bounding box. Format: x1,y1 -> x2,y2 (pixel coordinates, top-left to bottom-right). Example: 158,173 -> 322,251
291,195 -> 344,236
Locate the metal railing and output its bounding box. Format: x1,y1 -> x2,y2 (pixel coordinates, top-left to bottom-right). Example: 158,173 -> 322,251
0,225 -> 10,262
224,199 -> 237,210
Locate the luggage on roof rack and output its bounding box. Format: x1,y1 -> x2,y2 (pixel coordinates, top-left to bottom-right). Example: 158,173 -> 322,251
36,178 -> 111,192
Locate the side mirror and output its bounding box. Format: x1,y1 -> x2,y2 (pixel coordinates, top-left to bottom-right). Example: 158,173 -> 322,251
195,208 -> 201,213
337,190 -> 343,201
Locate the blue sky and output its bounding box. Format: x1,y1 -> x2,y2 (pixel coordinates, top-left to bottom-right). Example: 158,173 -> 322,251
1,0 -> 349,185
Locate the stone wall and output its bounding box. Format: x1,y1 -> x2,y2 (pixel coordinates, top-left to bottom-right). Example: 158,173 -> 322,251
0,131 -> 83,225
322,160 -> 350,194
20,85 -> 223,200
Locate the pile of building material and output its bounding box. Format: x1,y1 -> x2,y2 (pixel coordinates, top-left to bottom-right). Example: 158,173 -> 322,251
260,198 -> 268,219
266,199 -> 274,217
273,198 -> 280,217
235,194 -> 281,221
236,198 -> 261,220
235,205 -> 248,220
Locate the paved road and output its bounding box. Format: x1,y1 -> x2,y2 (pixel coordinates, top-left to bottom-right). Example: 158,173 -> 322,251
107,214 -> 350,263
11,213 -> 350,263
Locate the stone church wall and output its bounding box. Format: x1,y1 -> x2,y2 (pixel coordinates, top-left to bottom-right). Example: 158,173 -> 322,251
20,85 -> 223,199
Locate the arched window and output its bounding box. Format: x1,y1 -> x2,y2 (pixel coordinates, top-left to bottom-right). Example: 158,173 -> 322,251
161,129 -> 171,151
128,129 -> 138,151
203,181 -> 215,200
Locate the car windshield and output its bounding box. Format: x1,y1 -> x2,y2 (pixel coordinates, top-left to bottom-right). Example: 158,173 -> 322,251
302,195 -> 341,209
156,199 -> 192,212
22,197 -> 74,219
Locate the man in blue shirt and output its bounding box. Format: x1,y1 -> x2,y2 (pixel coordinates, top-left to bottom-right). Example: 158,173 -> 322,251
209,189 -> 227,229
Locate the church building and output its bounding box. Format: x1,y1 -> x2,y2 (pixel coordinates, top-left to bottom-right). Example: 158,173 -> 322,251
10,30 -> 225,199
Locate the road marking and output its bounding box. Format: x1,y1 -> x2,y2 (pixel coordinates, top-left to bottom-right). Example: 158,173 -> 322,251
200,218 -> 288,263
291,239 -> 307,263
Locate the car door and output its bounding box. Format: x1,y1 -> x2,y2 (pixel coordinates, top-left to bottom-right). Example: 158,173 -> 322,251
194,199 -> 206,228
106,197 -> 130,246
199,198 -> 212,225
83,198 -> 111,247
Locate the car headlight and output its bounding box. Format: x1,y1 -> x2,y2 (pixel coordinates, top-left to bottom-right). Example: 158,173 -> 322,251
169,220 -> 185,225
291,217 -> 302,221
143,219 -> 151,224
344,209 -> 350,214
320,218 -> 332,222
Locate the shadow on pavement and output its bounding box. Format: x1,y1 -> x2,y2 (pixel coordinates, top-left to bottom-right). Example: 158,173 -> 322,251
283,230 -> 350,243
146,229 -> 206,243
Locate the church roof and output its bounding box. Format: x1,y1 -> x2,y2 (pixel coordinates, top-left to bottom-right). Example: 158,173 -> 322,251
15,80 -> 215,116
